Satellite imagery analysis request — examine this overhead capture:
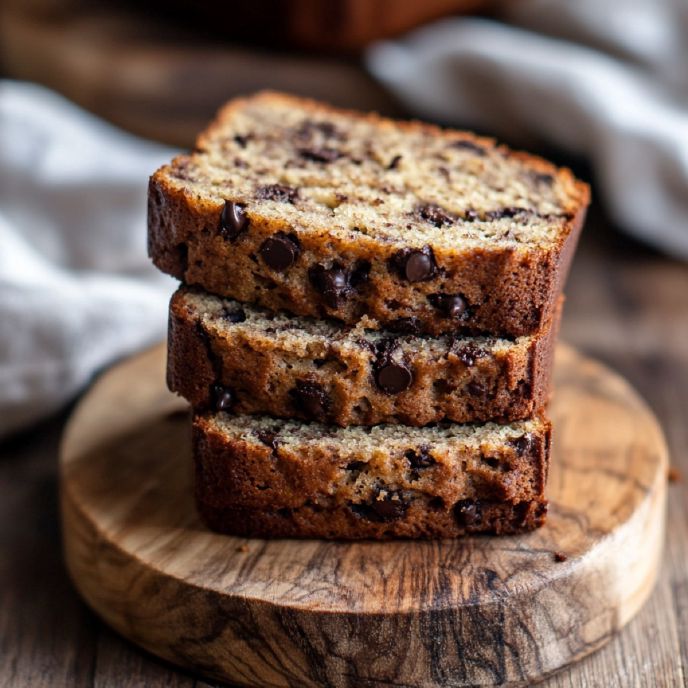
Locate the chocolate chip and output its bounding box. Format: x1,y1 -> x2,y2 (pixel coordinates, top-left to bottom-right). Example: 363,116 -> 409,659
299,147 -> 342,163
211,384 -> 233,412
256,184 -> 298,203
389,246 -> 437,283
486,206 -> 529,220
531,171 -> 554,186
387,154 -> 402,170
219,201 -> 248,241
415,203 -> 455,227
223,306 -> 246,323
454,499 -> 483,527
466,381 -> 486,397
510,433 -> 535,456
405,445 -> 435,469
373,337 -> 398,360
308,263 -> 350,308
451,139 -> 487,155
260,232 -> 300,271
452,342 -> 485,367
387,317 -> 422,335
350,491 -> 408,522
346,460 -> 366,472
296,120 -> 341,140
482,456 -> 501,470
290,380 -> 330,421
428,293 -> 468,319
349,260 -> 371,287
376,362 -> 413,394
256,430 -> 278,451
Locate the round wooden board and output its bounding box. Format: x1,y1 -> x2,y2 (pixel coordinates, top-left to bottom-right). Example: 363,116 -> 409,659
60,343 -> 668,687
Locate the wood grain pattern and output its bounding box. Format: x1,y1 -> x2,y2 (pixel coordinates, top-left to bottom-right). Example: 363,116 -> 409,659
59,343 -> 667,687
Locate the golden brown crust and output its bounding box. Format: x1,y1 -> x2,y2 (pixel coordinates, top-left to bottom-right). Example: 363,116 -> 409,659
148,92 -> 590,338
192,412 -> 550,539
168,287 -> 562,426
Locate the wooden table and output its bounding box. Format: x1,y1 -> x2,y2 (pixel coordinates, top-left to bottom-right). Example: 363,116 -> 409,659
2,205 -> 686,686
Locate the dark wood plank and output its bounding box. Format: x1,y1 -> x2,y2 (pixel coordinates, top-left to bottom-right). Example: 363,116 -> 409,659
0,413 -> 97,688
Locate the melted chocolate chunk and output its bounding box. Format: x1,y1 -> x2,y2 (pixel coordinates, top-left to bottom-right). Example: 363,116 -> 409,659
295,119 -> 341,140
428,293 -> 468,319
387,154 -> 402,170
389,246 -> 437,283
510,433 -> 535,456
308,263 -> 350,309
256,184 -> 298,204
466,380 -> 487,397
405,445 -> 435,469
415,203 -> 455,227
531,171 -> 554,186
387,317 -> 422,335
486,206 -> 530,220
349,260 -> 371,287
454,499 -> 483,527
256,430 -> 278,451
299,147 -> 343,163
451,139 -> 487,155
346,460 -> 366,472
260,232 -> 301,271
376,362 -> 413,394
211,384 -> 234,412
482,456 -> 501,470
290,380 -> 330,421
219,201 -> 248,241
350,491 -> 408,522
452,342 -> 486,367
223,306 -> 247,323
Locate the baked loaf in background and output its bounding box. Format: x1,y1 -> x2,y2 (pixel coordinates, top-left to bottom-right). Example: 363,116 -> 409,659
148,92 -> 589,338
158,0 -> 494,52
169,286 -> 561,426
193,412 -> 550,539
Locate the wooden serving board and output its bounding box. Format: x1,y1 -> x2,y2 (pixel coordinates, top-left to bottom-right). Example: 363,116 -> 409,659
60,343 -> 668,687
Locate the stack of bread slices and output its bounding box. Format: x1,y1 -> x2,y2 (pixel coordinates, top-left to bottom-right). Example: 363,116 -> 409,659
148,92 -> 589,539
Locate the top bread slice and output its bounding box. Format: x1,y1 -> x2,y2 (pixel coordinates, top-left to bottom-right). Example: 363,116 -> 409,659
149,91 -> 589,337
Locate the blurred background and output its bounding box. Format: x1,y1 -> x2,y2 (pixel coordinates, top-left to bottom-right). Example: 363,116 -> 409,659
2,1 -> 687,685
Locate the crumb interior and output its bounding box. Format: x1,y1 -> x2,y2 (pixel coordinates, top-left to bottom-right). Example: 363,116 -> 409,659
167,93 -> 583,251
184,288 -> 529,357
207,412 -> 544,455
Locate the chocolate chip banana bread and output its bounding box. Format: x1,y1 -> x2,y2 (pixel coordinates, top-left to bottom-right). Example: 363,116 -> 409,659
169,286 -> 561,426
149,91 -> 589,338
193,412 -> 550,539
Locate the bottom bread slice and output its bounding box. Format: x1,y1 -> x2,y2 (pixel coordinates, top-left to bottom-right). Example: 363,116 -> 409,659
193,413 -> 550,539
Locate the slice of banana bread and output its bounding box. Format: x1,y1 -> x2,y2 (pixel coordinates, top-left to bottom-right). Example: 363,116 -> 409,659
169,286 -> 561,426
149,91 -> 589,338
193,412 -> 550,539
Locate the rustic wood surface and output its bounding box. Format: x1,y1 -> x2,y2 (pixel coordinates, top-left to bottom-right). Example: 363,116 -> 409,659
2,212 -> 686,687
57,339 -> 667,688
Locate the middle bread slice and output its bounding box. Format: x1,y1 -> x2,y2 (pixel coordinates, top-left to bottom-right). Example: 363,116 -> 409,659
168,286 -> 560,426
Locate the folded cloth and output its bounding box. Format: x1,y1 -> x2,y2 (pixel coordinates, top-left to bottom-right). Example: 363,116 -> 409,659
0,81 -> 177,438
367,0 -> 688,259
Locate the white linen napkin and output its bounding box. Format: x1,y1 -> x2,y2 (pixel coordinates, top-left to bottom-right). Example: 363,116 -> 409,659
0,80 -> 176,437
367,0 -> 688,259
